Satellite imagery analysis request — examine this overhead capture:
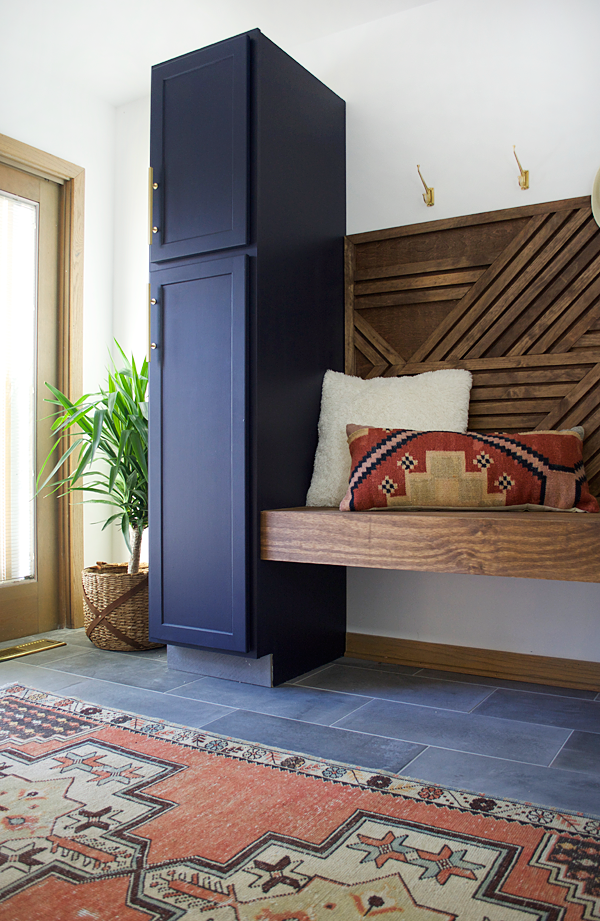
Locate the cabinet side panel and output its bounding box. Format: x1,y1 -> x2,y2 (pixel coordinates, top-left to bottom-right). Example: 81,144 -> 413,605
252,34 -> 347,668
149,257 -> 247,651
254,34 -> 346,511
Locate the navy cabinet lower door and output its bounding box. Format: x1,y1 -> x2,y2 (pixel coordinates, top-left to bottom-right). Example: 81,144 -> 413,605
149,256 -> 248,650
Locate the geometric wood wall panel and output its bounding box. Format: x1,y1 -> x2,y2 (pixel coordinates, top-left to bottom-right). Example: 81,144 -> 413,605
345,196 -> 600,496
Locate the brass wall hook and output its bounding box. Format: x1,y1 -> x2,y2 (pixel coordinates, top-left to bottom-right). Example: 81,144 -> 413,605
417,165 -> 434,206
513,146 -> 529,190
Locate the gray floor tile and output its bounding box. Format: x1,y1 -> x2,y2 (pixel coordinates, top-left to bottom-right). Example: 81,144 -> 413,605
337,657 -> 420,676
125,647 -> 168,660
333,698 -> 570,764
297,664 -> 494,712
474,689 -> 600,733
204,709 -> 426,773
551,731 -> 600,775
37,650 -> 200,693
11,644 -> 93,665
0,661 -> 94,693
50,627 -> 93,643
48,677 -> 236,729
0,627 -> 165,658
0,631 -> 63,651
166,675 -> 371,725
415,668 -> 599,700
0,627 -> 86,647
58,631 -> 100,648
4,629 -> 599,817
286,662 -> 343,682
403,746 -> 600,817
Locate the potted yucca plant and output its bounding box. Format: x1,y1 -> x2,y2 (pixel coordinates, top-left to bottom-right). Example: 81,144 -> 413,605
37,343 -> 161,651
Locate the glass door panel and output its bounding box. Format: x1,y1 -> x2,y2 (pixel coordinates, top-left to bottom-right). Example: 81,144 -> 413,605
0,190 -> 38,584
0,161 -> 60,641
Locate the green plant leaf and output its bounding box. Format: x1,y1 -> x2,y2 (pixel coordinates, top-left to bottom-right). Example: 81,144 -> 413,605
38,341 -> 148,567
36,438 -> 87,493
89,408 -> 106,463
109,429 -> 129,493
121,511 -> 131,552
129,430 -> 148,480
100,513 -> 123,530
107,390 -> 118,415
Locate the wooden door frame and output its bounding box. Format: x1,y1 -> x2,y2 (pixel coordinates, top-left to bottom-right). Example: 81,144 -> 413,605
0,133 -> 84,628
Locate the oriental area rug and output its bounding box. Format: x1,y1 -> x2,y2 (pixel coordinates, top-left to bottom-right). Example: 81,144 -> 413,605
0,685 -> 599,920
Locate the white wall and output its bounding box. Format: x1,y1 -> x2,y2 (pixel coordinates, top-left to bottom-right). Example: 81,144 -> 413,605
0,67 -> 117,567
112,97 -> 151,355
292,0 -> 600,662
296,0 -> 600,233
111,98 -> 152,564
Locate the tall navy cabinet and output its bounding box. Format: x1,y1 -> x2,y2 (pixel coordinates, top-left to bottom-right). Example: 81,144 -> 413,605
148,30 -> 346,685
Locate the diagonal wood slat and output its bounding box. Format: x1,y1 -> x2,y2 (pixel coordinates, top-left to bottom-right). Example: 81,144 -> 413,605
494,226 -> 600,357
356,287 -> 470,309
354,313 -> 405,368
573,332 -> 600,349
446,210 -> 574,360
465,210 -> 594,359
551,299 -> 600,356
470,384 -> 572,400
468,413 -> 546,430
474,399 -> 559,415
354,330 -> 382,365
536,363 -> 600,431
520,259 -> 600,355
399,352 -> 600,374
408,213 -> 548,363
577,407 -> 600,446
346,196 -> 600,496
355,269 -> 483,296
578,410 -> 600,487
354,255 -> 490,281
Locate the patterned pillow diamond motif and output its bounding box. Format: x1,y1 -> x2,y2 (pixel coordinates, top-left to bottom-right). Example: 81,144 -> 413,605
399,453 -> 418,471
379,475 -> 398,496
474,452 -> 493,470
340,426 -> 599,513
495,474 -> 515,492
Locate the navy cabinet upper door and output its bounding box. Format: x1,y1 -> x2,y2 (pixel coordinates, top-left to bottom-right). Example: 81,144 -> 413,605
148,255 -> 248,650
150,34 -> 249,262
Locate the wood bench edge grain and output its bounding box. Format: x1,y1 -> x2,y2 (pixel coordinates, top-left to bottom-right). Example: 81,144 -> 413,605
261,507 -> 600,583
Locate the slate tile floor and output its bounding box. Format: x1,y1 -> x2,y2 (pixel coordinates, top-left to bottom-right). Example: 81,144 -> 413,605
2,628 -> 600,817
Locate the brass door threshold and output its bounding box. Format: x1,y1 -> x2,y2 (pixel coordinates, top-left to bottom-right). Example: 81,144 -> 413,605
0,638 -> 67,662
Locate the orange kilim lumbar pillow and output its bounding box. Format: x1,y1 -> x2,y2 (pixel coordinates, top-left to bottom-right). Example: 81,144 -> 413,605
340,425 -> 599,513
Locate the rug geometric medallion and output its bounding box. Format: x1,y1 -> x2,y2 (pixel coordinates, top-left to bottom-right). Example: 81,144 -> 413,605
0,685 -> 598,920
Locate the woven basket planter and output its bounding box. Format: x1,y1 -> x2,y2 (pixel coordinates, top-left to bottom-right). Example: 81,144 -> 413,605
82,563 -> 163,652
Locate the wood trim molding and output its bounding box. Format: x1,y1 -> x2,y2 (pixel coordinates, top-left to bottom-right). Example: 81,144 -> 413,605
0,133 -> 83,183
346,632 -> 600,692
0,134 -> 84,628
347,196 -> 591,244
344,237 -> 356,375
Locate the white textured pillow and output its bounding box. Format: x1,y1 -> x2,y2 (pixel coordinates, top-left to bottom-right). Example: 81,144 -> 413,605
306,369 -> 473,507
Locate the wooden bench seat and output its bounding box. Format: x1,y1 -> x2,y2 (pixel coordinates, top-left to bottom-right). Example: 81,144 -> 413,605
261,507 -> 600,582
